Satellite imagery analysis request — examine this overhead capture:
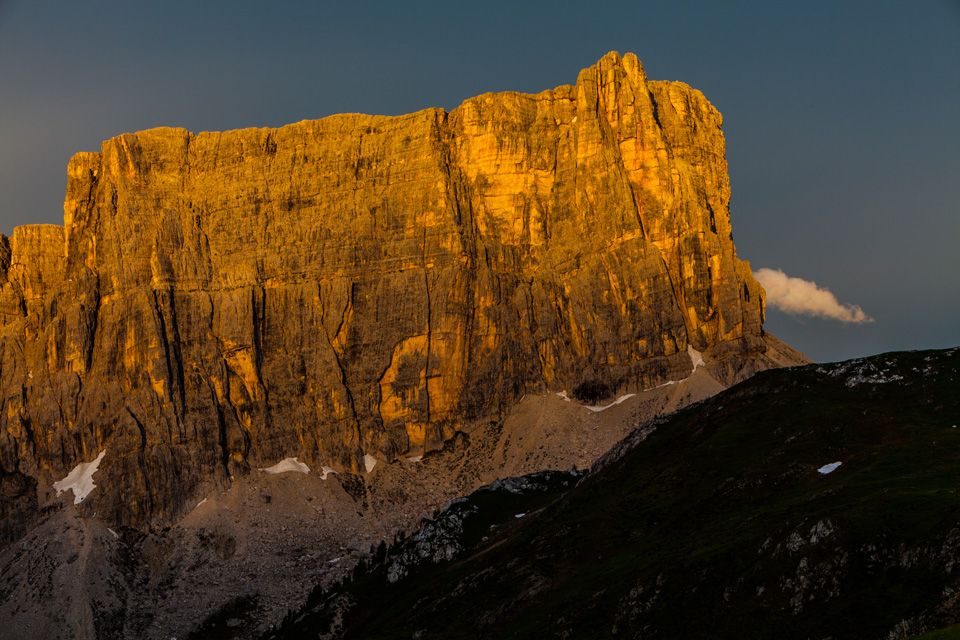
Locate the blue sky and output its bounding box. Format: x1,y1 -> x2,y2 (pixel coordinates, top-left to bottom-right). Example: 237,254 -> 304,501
0,0 -> 957,363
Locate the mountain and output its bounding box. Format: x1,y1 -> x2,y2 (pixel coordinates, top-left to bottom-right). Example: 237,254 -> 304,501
272,346 -> 960,640
0,52 -> 806,638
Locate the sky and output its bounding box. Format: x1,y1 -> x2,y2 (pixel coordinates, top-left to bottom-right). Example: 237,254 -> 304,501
0,0 -> 957,363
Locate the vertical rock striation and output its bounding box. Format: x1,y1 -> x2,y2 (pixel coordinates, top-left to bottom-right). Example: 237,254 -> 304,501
0,52 -> 798,531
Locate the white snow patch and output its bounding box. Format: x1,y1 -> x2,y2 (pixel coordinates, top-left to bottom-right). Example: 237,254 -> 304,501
637,377 -> 685,393
405,455 -> 423,463
328,557 -> 343,564
364,454 -> 377,473
53,450 -> 106,505
514,513 -> 526,518
320,466 -> 338,480
195,498 -> 208,509
652,380 -> 678,390
688,344 -> 705,371
108,528 -> 118,539
259,457 -> 310,475
556,390 -> 571,401
818,462 -> 842,475
586,393 -> 636,412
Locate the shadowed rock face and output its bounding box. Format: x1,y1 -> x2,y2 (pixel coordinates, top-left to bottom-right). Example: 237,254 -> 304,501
0,52 -> 798,530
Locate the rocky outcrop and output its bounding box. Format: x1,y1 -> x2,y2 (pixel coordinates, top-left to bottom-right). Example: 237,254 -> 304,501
0,52 -> 802,532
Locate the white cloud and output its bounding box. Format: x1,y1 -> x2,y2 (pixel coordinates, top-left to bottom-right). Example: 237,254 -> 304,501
754,268 -> 873,324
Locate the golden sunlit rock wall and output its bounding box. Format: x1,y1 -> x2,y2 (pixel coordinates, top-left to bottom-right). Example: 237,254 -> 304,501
0,52 -> 776,527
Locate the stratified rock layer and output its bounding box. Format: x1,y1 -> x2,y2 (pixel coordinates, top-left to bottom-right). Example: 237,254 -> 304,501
0,52 -> 792,529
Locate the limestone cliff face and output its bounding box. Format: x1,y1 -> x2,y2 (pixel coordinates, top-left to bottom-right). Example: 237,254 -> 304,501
0,52 -> 788,529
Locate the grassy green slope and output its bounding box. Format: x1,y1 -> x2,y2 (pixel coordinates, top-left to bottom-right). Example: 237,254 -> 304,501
279,347 -> 960,639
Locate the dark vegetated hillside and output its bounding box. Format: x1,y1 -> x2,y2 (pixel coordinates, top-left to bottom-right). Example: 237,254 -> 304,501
274,347 -> 960,640
912,623 -> 960,640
